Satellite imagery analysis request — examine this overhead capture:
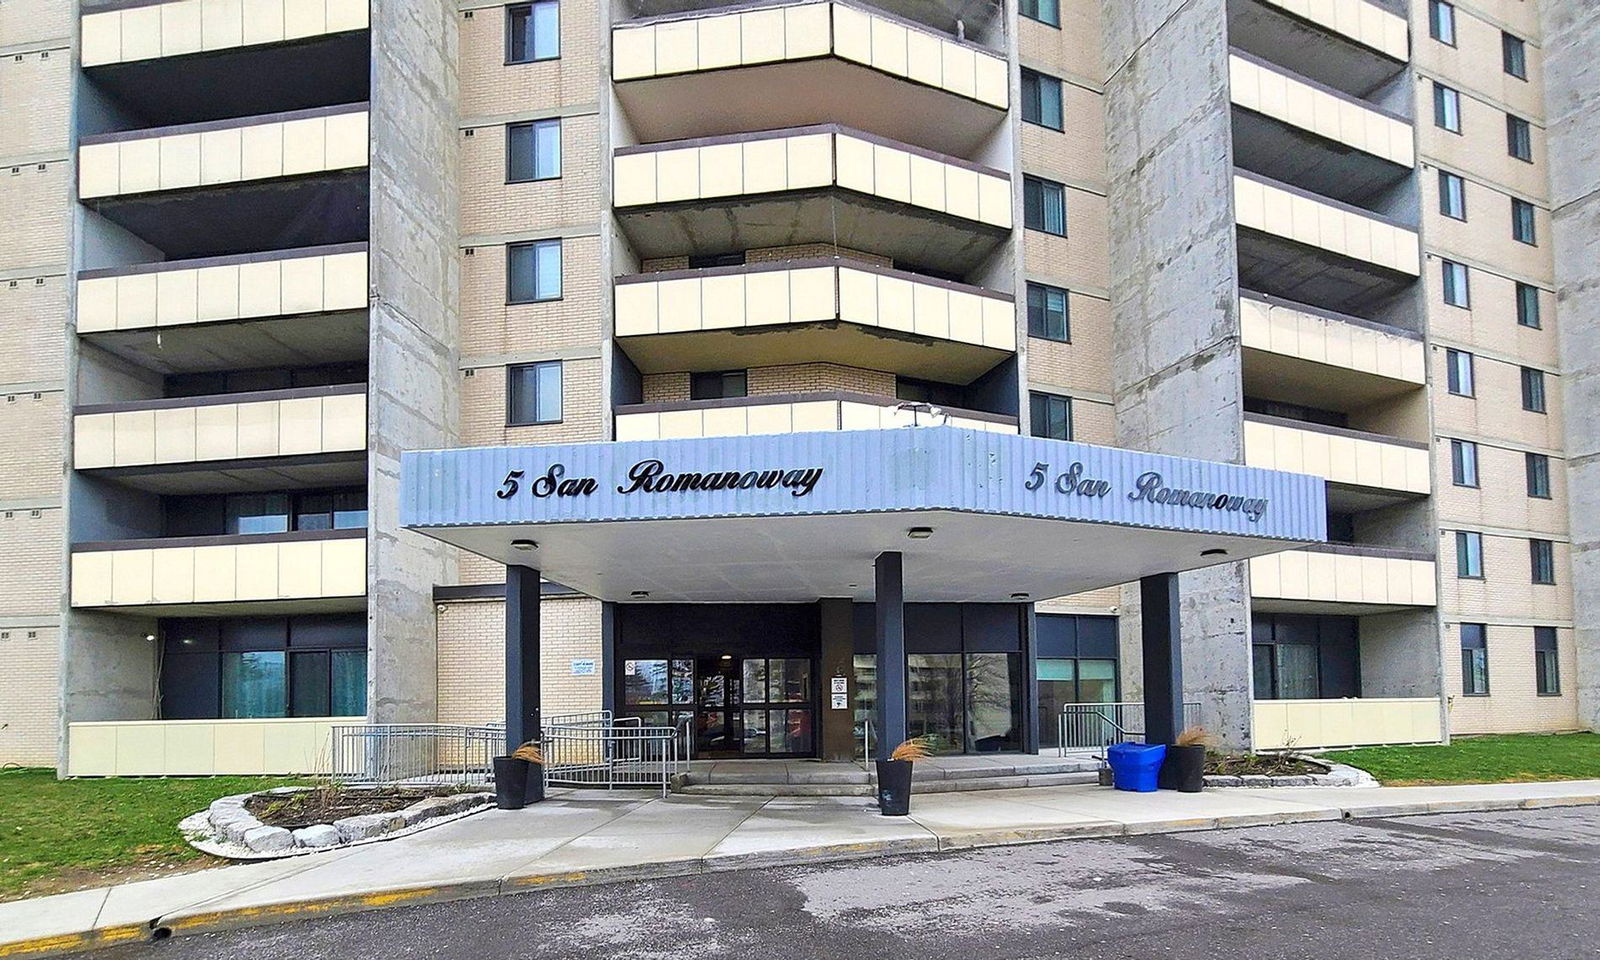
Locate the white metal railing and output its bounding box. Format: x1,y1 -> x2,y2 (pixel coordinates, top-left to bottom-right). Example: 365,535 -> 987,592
541,711 -> 687,797
330,723 -> 501,785
1058,702 -> 1202,752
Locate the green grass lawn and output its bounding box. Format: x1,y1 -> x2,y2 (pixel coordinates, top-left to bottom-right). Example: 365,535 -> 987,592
1324,732 -> 1600,786
0,768 -> 307,902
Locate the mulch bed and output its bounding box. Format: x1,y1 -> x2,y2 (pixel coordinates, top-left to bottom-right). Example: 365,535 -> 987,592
1204,753 -> 1325,777
245,786 -> 468,831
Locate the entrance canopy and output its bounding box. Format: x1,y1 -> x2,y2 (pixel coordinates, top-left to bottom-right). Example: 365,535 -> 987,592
400,427 -> 1326,603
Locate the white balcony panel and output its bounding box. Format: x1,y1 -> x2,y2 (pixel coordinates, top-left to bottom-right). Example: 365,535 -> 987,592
81,0 -> 369,67
67,717 -> 362,776
1239,296 -> 1424,385
70,535 -> 366,608
1228,53 -> 1413,167
1244,419 -> 1429,495
617,400 -> 1014,441
614,129 -> 1011,229
1249,549 -> 1436,607
1233,173 -> 1419,276
74,390 -> 366,469
76,249 -> 368,333
78,108 -> 369,199
1252,0 -> 1409,62
612,0 -> 1007,110
1252,698 -> 1442,750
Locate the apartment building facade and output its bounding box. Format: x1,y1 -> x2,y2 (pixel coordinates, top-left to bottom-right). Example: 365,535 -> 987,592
0,0 -> 1594,775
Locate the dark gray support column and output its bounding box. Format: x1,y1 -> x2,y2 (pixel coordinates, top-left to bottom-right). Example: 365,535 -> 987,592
1022,603 -> 1040,754
505,565 -> 541,754
874,552 -> 907,761
1141,573 -> 1183,747
600,601 -> 617,715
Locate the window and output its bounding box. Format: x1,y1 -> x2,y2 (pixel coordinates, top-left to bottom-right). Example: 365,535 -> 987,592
506,0 -> 558,63
1456,530 -> 1483,578
1503,32 -> 1527,79
1438,170 -> 1466,220
1446,348 -> 1475,396
1450,439 -> 1479,487
507,361 -> 562,425
1442,259 -> 1470,308
1023,176 -> 1066,235
1516,283 -> 1541,329
225,493 -> 290,535
294,491 -> 368,531
1021,69 -> 1064,130
222,651 -> 287,718
507,118 -> 560,182
1530,538 -> 1555,585
1512,198 -> 1537,244
1526,452 -> 1552,498
1026,282 -> 1069,341
1460,623 -> 1488,695
690,370 -> 747,400
1535,627 -> 1560,695
290,649 -> 368,717
1020,0 -> 1059,26
1428,0 -> 1456,44
1029,392 -> 1071,441
1433,83 -> 1461,133
1520,366 -> 1547,413
507,239 -> 561,303
1507,114 -> 1532,161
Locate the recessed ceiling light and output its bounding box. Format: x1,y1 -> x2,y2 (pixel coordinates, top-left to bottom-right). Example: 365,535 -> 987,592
907,527 -> 934,539
720,654 -> 732,661
630,590 -> 650,599
1201,548 -> 1228,557
511,538 -> 538,551
1010,592 -> 1029,600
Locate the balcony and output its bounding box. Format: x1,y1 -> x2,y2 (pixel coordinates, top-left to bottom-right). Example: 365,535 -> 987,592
1253,698 -> 1443,749
73,383 -> 367,493
78,105 -> 369,259
615,258 -> 1014,381
1229,50 -> 1413,206
612,0 -> 1007,156
1240,293 -> 1423,412
1233,170 -> 1420,313
1244,413 -> 1427,513
613,126 -> 1011,274
81,0 -> 369,67
615,392 -> 1017,441
69,528 -> 367,615
1250,543 -> 1437,613
76,244 -> 368,374
1227,0 -> 1409,100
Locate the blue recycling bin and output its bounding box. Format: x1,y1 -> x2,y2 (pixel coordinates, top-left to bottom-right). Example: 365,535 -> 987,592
1106,742 -> 1167,792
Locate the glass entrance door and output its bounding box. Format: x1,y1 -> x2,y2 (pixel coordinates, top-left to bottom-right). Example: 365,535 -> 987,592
695,657 -> 739,756
692,656 -> 814,758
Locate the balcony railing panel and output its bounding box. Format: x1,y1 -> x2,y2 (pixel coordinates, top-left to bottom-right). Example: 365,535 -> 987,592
1252,0 -> 1409,63
1250,545 -> 1437,607
77,245 -> 368,333
78,105 -> 369,200
1243,415 -> 1430,495
1233,171 -> 1420,276
1252,698 -> 1443,750
74,384 -> 367,469
1239,293 -> 1424,386
612,0 -> 1007,110
1229,51 -> 1413,167
616,393 -> 1015,441
81,0 -> 370,67
70,529 -> 367,608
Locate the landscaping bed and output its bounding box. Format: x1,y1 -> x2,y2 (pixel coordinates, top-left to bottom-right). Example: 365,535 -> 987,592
246,785 -> 474,831
191,784 -> 494,857
1206,752 -> 1325,778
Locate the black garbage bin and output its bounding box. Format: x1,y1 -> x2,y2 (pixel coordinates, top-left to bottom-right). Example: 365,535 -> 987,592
876,759 -> 913,816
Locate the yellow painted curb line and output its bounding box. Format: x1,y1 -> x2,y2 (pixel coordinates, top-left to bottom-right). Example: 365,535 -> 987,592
0,924 -> 146,959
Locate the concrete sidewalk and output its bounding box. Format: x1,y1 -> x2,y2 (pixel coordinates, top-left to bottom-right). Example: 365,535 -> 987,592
4,779 -> 1598,958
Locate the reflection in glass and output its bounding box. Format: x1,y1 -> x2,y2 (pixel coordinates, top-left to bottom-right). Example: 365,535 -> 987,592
625,659 -> 669,705
907,654 -> 963,754
853,655 -> 877,761
742,709 -> 767,753
1036,658 -> 1075,749
670,660 -> 694,704
331,649 -> 367,716
774,659 -> 810,702
741,659 -> 767,704
1076,659 -> 1117,704
773,709 -> 813,754
966,653 -> 1022,752
290,651 -> 330,717
222,651 -> 286,718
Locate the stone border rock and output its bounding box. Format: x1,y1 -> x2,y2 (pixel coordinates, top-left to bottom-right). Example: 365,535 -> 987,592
1204,756 -> 1377,788
183,787 -> 494,860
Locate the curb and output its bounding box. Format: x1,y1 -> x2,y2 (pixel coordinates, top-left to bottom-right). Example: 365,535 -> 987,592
5,791 -> 1598,958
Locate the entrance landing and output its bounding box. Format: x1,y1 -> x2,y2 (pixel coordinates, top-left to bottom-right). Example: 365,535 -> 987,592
675,753 -> 1101,796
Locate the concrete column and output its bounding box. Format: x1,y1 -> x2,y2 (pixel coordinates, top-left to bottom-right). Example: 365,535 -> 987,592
1543,0 -> 1600,733
600,602 -> 617,715
1140,574 -> 1183,747
1022,604 -> 1041,753
505,565 -> 541,753
818,598 -> 856,762
874,552 -> 907,761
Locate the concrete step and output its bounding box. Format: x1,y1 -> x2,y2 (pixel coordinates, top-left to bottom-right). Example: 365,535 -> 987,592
674,769 -> 1099,797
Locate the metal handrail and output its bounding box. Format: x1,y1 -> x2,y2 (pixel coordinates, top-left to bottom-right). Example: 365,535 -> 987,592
330,723 -> 501,785
1057,701 -> 1202,753
542,712 -> 683,797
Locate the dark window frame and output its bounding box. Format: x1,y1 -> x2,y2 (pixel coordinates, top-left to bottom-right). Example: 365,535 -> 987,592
1442,259 -> 1471,308
1511,197 -> 1537,245
1029,391 -> 1072,441
506,360 -> 563,426
1433,82 -> 1462,134
1530,538 -> 1556,585
1521,366 -> 1547,414
1506,114 -> 1533,162
1026,282 -> 1070,342
1450,438 -> 1479,488
506,239 -> 562,304
506,117 -> 561,183
1525,451 -> 1552,499
1023,175 -> 1067,236
1502,32 -> 1527,80
1516,282 -> 1542,329
1428,0 -> 1456,45
1438,170 -> 1467,220
1456,530 -> 1484,580
505,0 -> 560,65
1460,622 -> 1489,696
1446,348 -> 1475,397
1020,68 -> 1064,131
1019,0 -> 1060,27
1535,626 -> 1560,695
689,369 -> 748,401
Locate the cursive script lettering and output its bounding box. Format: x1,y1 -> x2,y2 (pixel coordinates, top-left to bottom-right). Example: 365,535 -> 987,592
1127,471 -> 1268,522
617,459 -> 824,498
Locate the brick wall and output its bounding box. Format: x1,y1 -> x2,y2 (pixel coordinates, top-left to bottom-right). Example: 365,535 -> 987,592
0,625 -> 60,766
1444,622 -> 1580,734
460,356 -> 604,446
436,595 -> 604,725
458,0 -> 599,117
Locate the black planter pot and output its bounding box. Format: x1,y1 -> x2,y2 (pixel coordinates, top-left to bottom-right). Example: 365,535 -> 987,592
876,759 -> 913,816
1157,744 -> 1206,792
525,763 -> 546,804
494,756 -> 530,810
